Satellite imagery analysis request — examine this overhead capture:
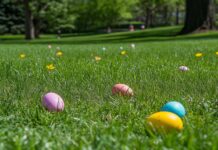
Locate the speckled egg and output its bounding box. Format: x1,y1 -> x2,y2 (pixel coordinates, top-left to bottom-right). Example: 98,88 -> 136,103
112,84 -> 133,96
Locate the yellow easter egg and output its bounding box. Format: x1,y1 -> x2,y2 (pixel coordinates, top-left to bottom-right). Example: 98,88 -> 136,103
147,112 -> 183,132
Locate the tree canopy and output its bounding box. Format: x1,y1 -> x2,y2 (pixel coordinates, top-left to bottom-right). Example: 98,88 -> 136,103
0,0 -> 217,39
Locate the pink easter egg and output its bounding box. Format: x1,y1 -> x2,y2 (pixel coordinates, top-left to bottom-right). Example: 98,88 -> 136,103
42,92 -> 64,112
112,84 -> 133,96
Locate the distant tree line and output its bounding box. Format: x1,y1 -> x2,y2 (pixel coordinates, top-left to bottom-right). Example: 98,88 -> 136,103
0,0 -> 217,39
0,0 -> 25,34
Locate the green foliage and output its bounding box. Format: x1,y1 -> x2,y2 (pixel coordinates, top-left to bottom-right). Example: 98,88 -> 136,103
0,0 -> 210,35
0,25 -> 8,34
45,1 -> 76,33
137,0 -> 185,26
29,0 -> 76,33
74,0 -> 137,31
0,0 -> 24,34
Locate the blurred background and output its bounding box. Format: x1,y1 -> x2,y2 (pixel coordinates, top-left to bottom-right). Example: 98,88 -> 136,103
0,0 -> 217,39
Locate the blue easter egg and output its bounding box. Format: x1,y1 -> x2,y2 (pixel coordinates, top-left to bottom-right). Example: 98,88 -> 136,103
161,101 -> 186,118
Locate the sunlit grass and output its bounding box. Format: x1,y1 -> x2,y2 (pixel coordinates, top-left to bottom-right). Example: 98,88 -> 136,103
0,28 -> 217,149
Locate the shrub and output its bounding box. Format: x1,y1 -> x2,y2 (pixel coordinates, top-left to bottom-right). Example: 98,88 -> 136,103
11,25 -> 24,34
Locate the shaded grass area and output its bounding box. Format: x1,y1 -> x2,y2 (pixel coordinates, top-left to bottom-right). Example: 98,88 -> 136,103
0,27 -> 218,149
1,26 -> 218,45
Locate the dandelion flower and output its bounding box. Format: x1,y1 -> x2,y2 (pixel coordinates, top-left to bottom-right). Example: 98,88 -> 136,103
56,51 -> 63,57
19,53 -> 26,59
195,52 -> 203,58
216,51 -> 218,55
121,50 -> 127,55
46,64 -> 55,71
95,56 -> 101,61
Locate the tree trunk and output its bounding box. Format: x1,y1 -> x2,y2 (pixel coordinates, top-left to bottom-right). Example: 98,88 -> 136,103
145,8 -> 151,28
34,18 -> 40,38
180,0 -> 216,34
24,0 -> 35,40
164,6 -> 168,25
175,6 -> 179,25
150,13 -> 153,27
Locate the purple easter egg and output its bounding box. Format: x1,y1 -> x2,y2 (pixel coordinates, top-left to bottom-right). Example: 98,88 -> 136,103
42,92 -> 64,112
179,66 -> 189,72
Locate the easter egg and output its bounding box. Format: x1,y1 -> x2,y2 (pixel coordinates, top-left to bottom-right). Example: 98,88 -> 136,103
179,66 -> 189,72
131,44 -> 135,49
112,84 -> 133,96
147,112 -> 183,132
48,45 -> 52,49
42,92 -> 64,112
161,101 -> 186,118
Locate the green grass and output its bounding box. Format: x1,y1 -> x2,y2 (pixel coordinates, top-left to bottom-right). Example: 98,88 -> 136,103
0,26 -> 217,149
1,26 -> 218,44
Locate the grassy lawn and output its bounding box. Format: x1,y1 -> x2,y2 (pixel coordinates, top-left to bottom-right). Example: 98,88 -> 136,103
0,26 -> 217,149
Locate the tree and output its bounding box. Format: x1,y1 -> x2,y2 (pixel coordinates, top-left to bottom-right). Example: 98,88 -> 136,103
175,0 -> 184,25
180,0 -> 216,34
0,0 -> 24,34
138,0 -> 180,28
24,0 -> 34,39
23,0 -> 74,39
74,0 -> 136,31
43,0 -> 76,34
138,0 -> 156,28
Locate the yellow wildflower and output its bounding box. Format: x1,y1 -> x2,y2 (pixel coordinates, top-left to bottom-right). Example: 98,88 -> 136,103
216,51 -> 218,55
46,64 -> 55,70
121,50 -> 127,55
95,56 -> 101,61
56,51 -> 63,57
195,52 -> 203,58
19,53 -> 26,59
